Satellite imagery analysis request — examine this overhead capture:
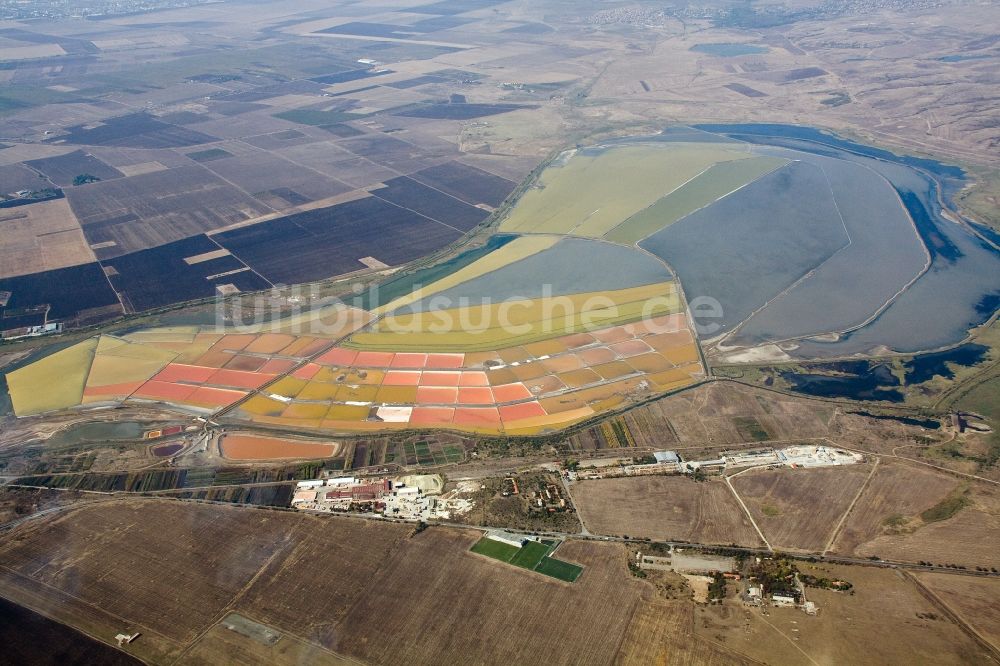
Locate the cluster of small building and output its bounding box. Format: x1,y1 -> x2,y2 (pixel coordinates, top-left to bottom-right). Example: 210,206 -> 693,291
742,557 -> 820,616
531,480 -> 571,513
743,583 -> 818,615
571,445 -> 862,480
291,474 -> 472,521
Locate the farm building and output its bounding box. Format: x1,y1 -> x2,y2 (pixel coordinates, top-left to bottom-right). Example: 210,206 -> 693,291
654,450 -> 680,464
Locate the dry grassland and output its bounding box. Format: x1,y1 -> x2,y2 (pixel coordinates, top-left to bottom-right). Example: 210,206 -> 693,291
0,501 -> 412,663
696,564 -> 995,665
915,573 -> 1000,652
600,381 -> 837,450
183,621 -> 354,666
572,476 -> 764,547
615,599 -> 750,665
829,462 -> 959,556
732,464 -> 873,552
853,486 -> 1000,569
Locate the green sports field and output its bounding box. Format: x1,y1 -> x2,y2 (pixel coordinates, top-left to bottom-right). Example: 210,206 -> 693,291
470,536 -> 583,583
534,555 -> 584,582
509,540 -> 553,569
470,536 -> 520,562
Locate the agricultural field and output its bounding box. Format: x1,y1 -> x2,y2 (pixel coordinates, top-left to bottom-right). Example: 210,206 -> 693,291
572,476 -> 764,547
0,500 -> 734,665
0,198 -> 96,279
731,464 -> 874,552
0,501 -> 311,660
0,500 -> 411,663
183,621 -> 353,666
0,262 -> 122,329
386,436 -> 468,466
334,529 -> 642,665
66,165 -> 271,259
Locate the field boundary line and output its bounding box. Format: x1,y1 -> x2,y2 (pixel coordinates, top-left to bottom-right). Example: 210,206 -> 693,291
824,439 -> 1000,487
750,607 -> 821,666
0,586 -> 157,666
0,563 -> 179,645
724,466 -> 772,551
903,571 -> 1000,664
167,533 -> 298,665
822,456 -> 880,555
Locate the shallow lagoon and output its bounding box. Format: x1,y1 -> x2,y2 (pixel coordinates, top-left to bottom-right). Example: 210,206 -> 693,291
689,124 -> 1000,356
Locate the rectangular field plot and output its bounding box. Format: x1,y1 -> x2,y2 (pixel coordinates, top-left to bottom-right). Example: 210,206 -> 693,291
470,536 -> 583,582
56,112 -> 218,149
0,262 -> 121,324
410,160 -> 516,208
68,165 -> 270,258
573,476 -> 764,547
509,539 -> 552,569
370,176 -> 489,231
103,234 -> 270,312
393,438 -> 466,466
470,535 -> 519,561
202,152 -> 353,204
533,556 -> 583,582
213,196 -> 462,285
0,198 -> 97,279
24,149 -> 125,187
